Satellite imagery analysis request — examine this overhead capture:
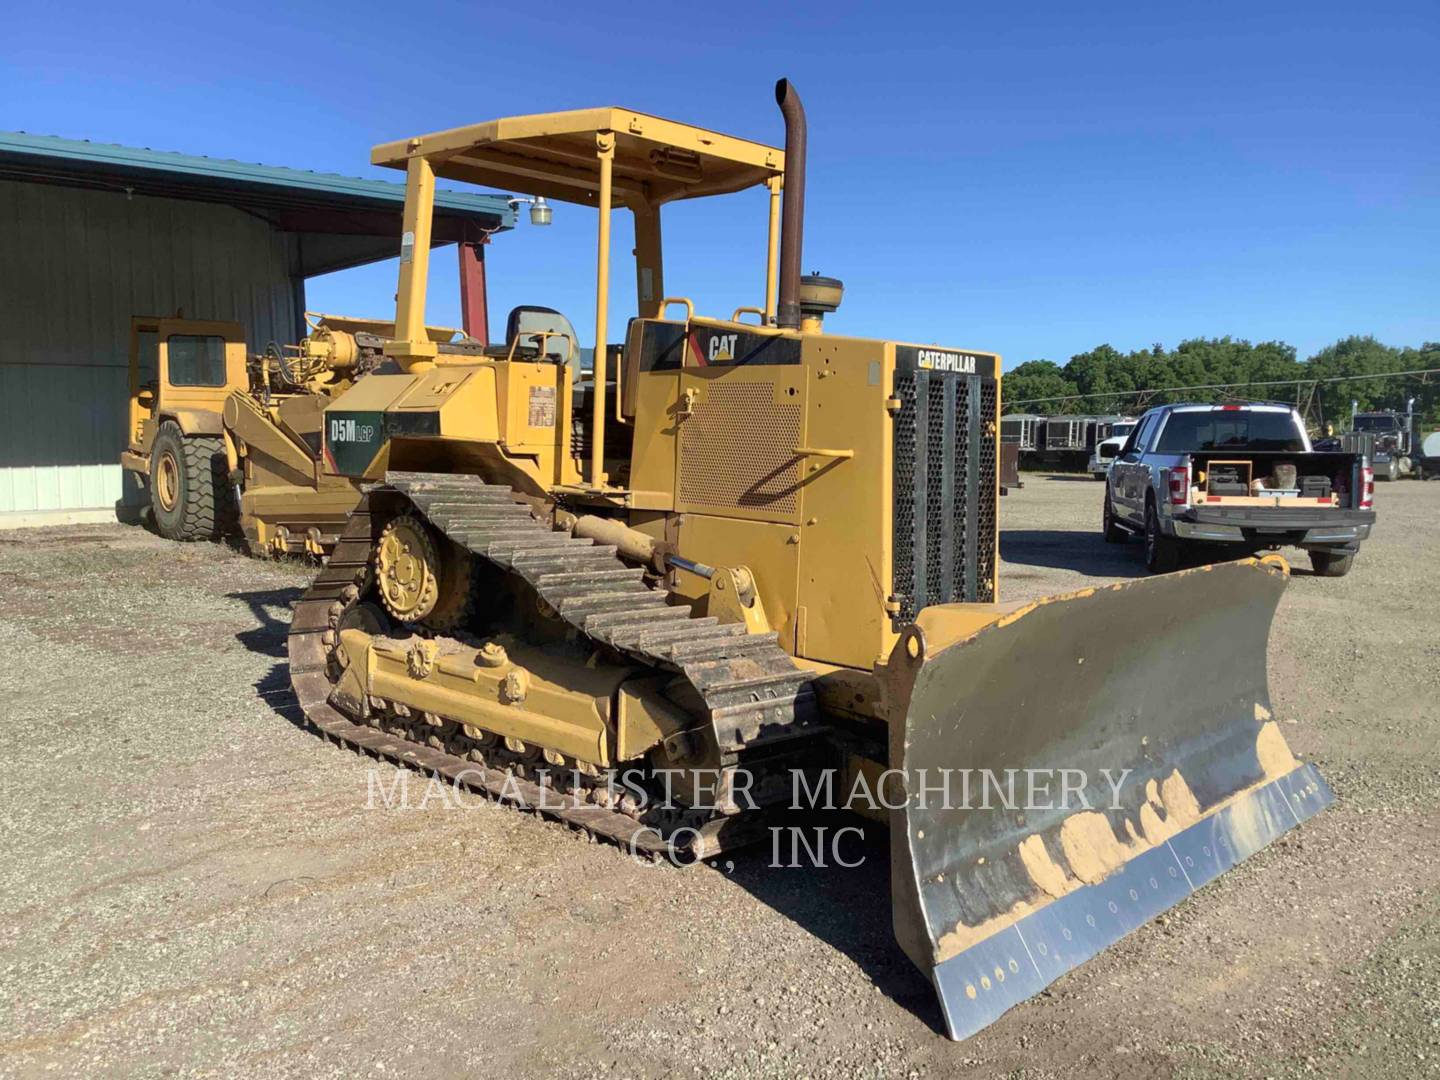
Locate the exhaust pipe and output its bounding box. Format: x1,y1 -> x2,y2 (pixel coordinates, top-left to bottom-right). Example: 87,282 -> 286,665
775,78 -> 807,330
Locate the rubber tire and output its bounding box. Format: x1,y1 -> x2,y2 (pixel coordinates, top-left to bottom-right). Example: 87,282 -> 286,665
1143,498 -> 1181,574
148,421 -> 232,541
1102,490 -> 1127,544
1309,550 -> 1355,577
1093,472 -> 1107,481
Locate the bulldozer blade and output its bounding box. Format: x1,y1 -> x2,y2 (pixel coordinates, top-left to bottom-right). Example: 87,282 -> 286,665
884,558 -> 1333,1041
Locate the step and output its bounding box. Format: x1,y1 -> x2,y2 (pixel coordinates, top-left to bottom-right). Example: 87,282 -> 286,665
557,592 -> 656,618
691,670 -> 809,702
449,527 -> 550,548
488,535 -> 588,555
662,628 -> 768,662
632,617 -> 727,649
533,567 -> 646,588
427,505 -> 534,523
386,471 -> 494,489
509,549 -> 620,573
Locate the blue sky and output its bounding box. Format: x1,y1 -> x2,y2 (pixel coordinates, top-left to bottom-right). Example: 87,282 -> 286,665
5,0 -> 1437,368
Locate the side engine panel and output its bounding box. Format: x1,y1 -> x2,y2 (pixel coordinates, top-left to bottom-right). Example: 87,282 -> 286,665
623,317 -> 1001,673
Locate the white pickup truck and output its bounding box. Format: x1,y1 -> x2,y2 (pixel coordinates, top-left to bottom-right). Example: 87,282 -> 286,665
1088,420 -> 1137,479
1102,403 -> 1376,576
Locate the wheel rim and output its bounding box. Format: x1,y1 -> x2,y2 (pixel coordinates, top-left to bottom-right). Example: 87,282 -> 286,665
155,450 -> 180,512
376,515 -> 440,623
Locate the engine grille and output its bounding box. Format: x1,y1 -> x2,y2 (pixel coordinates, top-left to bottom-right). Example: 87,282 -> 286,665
892,370 -> 998,624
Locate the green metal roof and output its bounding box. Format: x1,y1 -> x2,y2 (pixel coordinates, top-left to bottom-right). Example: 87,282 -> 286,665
0,130 -> 515,225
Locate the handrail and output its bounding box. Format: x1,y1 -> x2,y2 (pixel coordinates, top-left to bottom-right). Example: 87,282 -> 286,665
611,343 -> 630,427
657,297 -> 694,323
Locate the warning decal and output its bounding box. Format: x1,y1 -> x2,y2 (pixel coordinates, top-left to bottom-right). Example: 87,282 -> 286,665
528,385 -> 557,427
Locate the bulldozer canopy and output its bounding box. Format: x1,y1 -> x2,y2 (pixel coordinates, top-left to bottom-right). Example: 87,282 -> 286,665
371,108 -> 783,208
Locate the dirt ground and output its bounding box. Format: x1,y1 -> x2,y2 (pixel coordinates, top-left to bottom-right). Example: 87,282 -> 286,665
1,476 -> 1437,1079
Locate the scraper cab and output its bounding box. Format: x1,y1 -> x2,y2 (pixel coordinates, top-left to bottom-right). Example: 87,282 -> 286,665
289,77 -> 1332,1043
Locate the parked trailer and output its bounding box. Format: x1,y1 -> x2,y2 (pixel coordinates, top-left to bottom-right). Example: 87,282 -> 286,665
1008,413 -> 1134,473
1000,413 -> 1042,451
1045,415 -> 1092,451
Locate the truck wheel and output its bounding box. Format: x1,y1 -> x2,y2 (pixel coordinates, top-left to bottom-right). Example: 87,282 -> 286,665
1309,550 -> 1355,577
1102,491 -> 1127,543
148,421 -> 231,541
1144,499 -> 1181,573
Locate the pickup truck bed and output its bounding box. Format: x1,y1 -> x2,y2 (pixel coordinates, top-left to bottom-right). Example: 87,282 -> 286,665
1174,451 -> 1374,550
1105,405 -> 1376,577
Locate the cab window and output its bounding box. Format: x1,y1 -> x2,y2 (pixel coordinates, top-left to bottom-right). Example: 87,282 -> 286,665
136,330 -> 159,385
167,335 -> 227,387
1353,415 -> 1397,433
1122,413 -> 1156,455
1155,410 -> 1304,452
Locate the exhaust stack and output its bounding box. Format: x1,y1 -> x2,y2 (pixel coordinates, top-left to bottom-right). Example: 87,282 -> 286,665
775,79 -> 807,330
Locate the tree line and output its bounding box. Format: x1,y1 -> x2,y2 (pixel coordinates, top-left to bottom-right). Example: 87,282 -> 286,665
1003,336 -> 1440,428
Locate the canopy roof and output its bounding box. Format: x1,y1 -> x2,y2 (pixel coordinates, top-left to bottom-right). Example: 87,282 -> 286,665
372,108 -> 784,208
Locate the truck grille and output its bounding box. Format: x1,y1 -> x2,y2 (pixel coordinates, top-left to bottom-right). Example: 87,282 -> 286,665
892,371 -> 997,624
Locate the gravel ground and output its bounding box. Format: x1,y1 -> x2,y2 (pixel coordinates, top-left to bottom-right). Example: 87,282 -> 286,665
0,476 -> 1436,1078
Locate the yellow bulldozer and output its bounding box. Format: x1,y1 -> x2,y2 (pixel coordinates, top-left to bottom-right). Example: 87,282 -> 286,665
286,80 -> 1333,1040
121,313 -> 469,555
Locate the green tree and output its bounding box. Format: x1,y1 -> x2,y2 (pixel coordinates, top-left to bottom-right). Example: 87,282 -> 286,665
1304,336 -> 1418,423
1001,360 -> 1078,413
1003,335 -> 1439,430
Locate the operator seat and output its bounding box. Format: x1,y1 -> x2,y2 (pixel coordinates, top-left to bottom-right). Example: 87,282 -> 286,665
492,306 -> 580,377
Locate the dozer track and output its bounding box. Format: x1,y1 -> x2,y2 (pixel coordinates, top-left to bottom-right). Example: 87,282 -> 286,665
288,471 -> 818,858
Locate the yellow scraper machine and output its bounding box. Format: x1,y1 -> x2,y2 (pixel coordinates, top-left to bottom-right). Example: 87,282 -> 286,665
121,312 -> 471,555
286,80 -> 1333,1040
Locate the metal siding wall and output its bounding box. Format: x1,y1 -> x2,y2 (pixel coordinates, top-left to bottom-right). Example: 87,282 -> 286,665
0,179 -> 296,515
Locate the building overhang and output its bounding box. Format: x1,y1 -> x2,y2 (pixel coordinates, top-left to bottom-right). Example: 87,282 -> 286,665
0,131 -> 516,276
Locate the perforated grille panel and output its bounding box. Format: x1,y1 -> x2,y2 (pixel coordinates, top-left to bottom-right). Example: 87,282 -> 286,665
892,369 -> 998,624
893,376 -> 919,609
679,383 -> 803,514
977,381 -> 998,597
922,377 -> 954,609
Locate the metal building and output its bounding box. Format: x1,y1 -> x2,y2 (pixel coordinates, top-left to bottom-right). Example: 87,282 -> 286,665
0,132 -> 513,525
